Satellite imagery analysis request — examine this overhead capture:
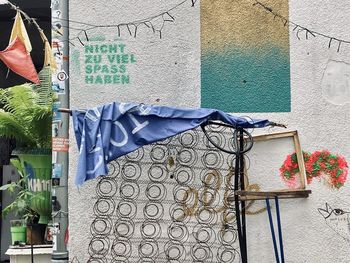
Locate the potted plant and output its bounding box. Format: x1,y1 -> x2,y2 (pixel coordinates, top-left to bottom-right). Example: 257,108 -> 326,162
9,220 -> 26,245
0,80 -> 53,226
0,159 -> 41,245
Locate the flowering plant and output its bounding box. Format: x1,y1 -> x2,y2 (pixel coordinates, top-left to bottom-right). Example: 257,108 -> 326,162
279,150 -> 348,189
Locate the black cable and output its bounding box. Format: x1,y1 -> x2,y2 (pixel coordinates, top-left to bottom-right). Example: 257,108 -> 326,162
253,0 -> 350,52
200,122 -> 254,155
233,129 -> 247,263
54,0 -> 196,45
239,128 -> 248,262
202,122 -> 255,263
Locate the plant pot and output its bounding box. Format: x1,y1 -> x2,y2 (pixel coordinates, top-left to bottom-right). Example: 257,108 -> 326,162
10,220 -> 26,245
26,224 -> 47,245
16,151 -> 52,224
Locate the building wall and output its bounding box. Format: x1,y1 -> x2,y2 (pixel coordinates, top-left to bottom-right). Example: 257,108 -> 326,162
68,0 -> 350,262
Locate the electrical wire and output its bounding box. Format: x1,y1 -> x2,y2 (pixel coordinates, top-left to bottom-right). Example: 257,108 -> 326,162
53,0 -> 196,45
253,0 -> 350,52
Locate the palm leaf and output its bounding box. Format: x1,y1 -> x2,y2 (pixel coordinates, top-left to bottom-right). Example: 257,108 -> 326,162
0,111 -> 36,147
0,79 -> 54,149
1,85 -> 37,114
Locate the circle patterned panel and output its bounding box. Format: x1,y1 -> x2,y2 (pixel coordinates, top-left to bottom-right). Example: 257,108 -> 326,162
88,127 -> 242,262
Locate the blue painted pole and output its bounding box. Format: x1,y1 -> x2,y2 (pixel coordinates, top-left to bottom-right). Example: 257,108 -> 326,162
275,196 -> 285,263
266,198 -> 280,263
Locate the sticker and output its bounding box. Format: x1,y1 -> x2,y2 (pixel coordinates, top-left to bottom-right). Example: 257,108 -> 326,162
51,0 -> 60,10
52,196 -> 61,211
52,123 -> 59,137
52,178 -> 60,187
54,50 -> 63,68
52,39 -> 64,53
53,21 -> 64,37
54,10 -> 61,18
57,70 -> 68,81
53,163 -> 62,178
45,224 -> 54,242
53,101 -> 62,122
52,80 -> 65,94
52,137 -> 69,152
52,222 -> 60,235
52,151 -> 58,163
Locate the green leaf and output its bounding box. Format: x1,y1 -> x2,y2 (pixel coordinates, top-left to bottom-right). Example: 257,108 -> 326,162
0,80 -> 53,149
336,182 -> 343,188
0,184 -> 13,191
336,169 -> 342,178
17,200 -> 26,209
0,182 -> 18,192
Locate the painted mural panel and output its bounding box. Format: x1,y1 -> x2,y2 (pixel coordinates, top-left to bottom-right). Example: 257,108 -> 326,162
201,0 -> 291,112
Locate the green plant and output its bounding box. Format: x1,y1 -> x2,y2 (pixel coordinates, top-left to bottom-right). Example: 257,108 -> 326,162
0,67 -> 53,150
0,158 -> 41,224
0,68 -> 54,226
0,82 -> 53,150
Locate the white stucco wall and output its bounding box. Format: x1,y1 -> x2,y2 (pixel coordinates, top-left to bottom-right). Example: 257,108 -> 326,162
68,0 -> 350,262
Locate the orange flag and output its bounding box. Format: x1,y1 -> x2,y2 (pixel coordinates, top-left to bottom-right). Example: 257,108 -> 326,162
0,37 -> 39,83
10,11 -> 32,53
39,31 -> 57,72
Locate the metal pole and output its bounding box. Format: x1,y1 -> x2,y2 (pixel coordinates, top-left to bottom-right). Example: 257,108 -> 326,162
51,0 -> 69,262
31,225 -> 34,263
275,197 -> 285,263
266,198 -> 280,263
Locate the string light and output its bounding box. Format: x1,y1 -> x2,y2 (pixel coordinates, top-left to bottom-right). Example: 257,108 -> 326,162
53,0 -> 197,45
5,0 -> 347,52
253,0 -> 350,52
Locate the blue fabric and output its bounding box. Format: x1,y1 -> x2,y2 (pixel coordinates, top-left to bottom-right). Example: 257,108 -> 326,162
72,102 -> 270,186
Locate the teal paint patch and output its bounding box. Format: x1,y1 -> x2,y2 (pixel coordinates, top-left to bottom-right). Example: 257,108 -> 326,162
201,47 -> 290,112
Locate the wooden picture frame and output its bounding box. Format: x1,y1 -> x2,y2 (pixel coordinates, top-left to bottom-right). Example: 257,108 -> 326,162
237,130 -> 311,201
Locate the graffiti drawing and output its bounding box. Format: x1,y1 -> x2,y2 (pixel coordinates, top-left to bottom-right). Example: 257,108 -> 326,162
318,202 -> 350,242
280,150 -> 348,189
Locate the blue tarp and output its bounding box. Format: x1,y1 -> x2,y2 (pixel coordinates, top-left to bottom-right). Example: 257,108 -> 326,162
72,102 -> 270,186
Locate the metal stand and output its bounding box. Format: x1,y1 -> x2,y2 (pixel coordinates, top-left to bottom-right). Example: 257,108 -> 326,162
266,197 -> 285,263
201,122 -> 253,263
236,189 -> 311,262
202,121 -> 311,263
